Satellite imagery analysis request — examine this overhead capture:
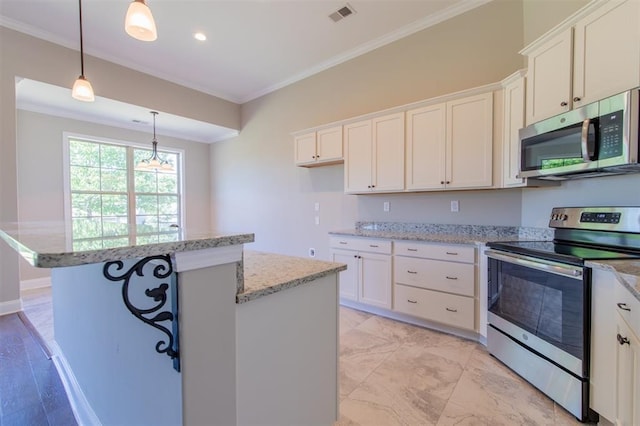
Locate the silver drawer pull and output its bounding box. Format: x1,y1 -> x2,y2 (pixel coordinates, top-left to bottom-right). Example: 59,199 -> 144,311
407,248 -> 418,252
446,252 -> 458,255
339,241 -> 347,245
407,299 -> 418,304
445,307 -> 458,313
617,333 -> 630,346
407,270 -> 418,274
369,244 -> 379,248
445,276 -> 458,280
617,303 -> 631,312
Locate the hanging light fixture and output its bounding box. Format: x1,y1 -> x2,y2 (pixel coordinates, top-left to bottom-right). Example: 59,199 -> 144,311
125,0 -> 158,41
71,0 -> 95,102
136,111 -> 174,171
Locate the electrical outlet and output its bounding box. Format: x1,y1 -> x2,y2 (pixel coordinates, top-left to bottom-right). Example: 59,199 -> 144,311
383,201 -> 390,212
309,248 -> 316,257
451,200 -> 459,212
315,216 -> 320,225
314,202 -> 320,212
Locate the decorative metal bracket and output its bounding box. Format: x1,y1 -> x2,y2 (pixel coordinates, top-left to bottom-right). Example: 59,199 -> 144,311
103,254 -> 180,372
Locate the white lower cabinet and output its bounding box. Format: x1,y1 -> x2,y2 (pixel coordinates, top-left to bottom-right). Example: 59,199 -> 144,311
330,237 -> 392,309
393,241 -> 476,331
590,268 -> 640,425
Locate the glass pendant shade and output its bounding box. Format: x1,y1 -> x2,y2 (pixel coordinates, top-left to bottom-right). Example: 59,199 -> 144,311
72,76 -> 95,102
125,0 -> 157,41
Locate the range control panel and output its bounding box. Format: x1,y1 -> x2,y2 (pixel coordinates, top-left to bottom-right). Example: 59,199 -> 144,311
549,207 -> 640,232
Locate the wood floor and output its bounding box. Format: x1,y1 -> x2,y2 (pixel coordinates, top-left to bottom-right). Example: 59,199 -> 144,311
0,308 -> 76,426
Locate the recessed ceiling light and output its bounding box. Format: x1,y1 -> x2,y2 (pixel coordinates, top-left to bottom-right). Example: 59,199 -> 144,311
194,32 -> 207,41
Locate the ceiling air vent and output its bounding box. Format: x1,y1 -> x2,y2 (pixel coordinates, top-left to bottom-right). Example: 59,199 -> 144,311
329,4 -> 356,23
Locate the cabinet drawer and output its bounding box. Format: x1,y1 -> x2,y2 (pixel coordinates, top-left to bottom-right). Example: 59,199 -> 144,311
615,282 -> 640,339
394,284 -> 475,330
394,256 -> 474,297
329,236 -> 391,254
394,241 -> 475,263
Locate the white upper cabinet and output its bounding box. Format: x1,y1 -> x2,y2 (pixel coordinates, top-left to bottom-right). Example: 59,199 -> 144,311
344,113 -> 404,194
406,92 -> 493,191
523,0 -> 640,125
294,125 -> 343,167
501,72 -> 526,187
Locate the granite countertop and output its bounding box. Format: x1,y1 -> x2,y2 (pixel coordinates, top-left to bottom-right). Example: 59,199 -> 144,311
0,221 -> 254,268
237,251 -> 347,304
586,259 -> 640,302
330,223 -> 553,245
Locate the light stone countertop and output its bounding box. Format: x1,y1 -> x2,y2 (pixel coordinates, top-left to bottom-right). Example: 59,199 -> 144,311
0,221 -> 254,268
237,251 -> 347,304
586,259 -> 640,302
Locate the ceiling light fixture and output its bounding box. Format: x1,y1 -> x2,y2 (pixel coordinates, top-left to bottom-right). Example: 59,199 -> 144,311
125,0 -> 158,41
136,111 -> 174,171
194,32 -> 207,41
71,0 -> 95,102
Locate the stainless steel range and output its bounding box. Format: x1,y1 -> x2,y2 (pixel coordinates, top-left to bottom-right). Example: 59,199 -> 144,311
485,207 -> 640,423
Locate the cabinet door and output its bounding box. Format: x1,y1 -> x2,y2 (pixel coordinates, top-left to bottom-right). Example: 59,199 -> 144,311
573,0 -> 640,108
615,316 -> 640,426
331,249 -> 359,301
372,113 -> 405,192
447,93 -> 493,189
406,103 -> 446,190
344,120 -> 372,193
294,132 -> 317,165
316,126 -> 343,163
359,252 -> 391,309
525,28 -> 573,125
502,76 -> 526,187
590,268 -> 617,421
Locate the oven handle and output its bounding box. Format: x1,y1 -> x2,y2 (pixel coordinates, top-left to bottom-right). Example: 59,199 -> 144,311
485,249 -> 583,280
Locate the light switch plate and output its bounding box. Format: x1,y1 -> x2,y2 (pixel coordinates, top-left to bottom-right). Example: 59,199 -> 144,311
383,202 -> 390,212
451,200 -> 459,212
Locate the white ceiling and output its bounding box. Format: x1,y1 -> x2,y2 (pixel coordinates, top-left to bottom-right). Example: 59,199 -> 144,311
2,0 -> 489,142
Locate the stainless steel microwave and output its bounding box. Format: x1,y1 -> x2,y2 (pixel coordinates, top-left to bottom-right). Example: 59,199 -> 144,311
519,89 -> 640,180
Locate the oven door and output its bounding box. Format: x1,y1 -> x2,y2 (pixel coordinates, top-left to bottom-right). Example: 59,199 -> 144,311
485,249 -> 588,378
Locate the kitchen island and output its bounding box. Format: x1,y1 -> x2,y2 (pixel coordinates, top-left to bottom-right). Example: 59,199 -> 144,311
0,223 -> 345,426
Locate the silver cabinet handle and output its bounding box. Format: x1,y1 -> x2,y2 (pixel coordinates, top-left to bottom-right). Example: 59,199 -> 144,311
573,96 -> 581,102
446,252 -> 458,256
445,276 -> 458,280
369,244 -> 379,248
407,248 -> 418,252
407,270 -> 417,274
339,241 -> 347,245
560,101 -> 568,106
445,307 -> 458,313
617,303 -> 631,312
407,299 -> 418,304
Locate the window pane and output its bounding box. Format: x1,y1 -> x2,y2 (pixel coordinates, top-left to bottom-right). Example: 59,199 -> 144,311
158,195 -> 178,215
71,193 -> 101,218
134,170 -> 157,193
70,140 -> 99,167
72,217 -> 102,239
136,195 -> 158,215
102,194 -> 128,216
158,232 -> 179,243
70,166 -> 100,191
101,169 -> 127,192
157,173 -> 177,193
102,237 -> 129,248
102,217 -> 129,237
136,235 -> 159,245
134,148 -> 152,164
136,215 -> 159,234
73,239 -> 103,251
100,145 -> 126,169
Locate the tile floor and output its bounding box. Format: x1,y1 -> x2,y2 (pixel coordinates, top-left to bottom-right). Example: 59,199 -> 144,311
20,287 -> 599,425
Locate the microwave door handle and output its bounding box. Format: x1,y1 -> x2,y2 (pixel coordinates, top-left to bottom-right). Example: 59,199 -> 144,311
581,118 -> 594,162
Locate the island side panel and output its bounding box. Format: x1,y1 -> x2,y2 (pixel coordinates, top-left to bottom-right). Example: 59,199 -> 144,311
51,261 -> 182,425
179,262 -> 238,426
236,273 -> 339,426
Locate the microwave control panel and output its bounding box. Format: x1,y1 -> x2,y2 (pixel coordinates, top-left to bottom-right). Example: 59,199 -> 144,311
599,110 -> 624,159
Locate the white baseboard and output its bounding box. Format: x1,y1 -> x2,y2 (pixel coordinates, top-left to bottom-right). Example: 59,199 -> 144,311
21,277 -> 52,291
0,299 -> 22,316
50,342 -> 102,426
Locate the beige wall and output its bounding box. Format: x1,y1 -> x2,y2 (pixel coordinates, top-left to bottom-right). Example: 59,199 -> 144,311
210,1 -> 528,261
16,110 -> 213,282
522,0 -> 590,46
0,27 -> 238,306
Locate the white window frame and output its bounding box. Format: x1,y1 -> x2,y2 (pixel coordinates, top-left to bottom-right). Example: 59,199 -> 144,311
62,132 -> 186,249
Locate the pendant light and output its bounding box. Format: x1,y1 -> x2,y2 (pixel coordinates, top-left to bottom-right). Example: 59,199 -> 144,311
71,0 -> 95,102
125,0 -> 158,41
136,112 -> 174,171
